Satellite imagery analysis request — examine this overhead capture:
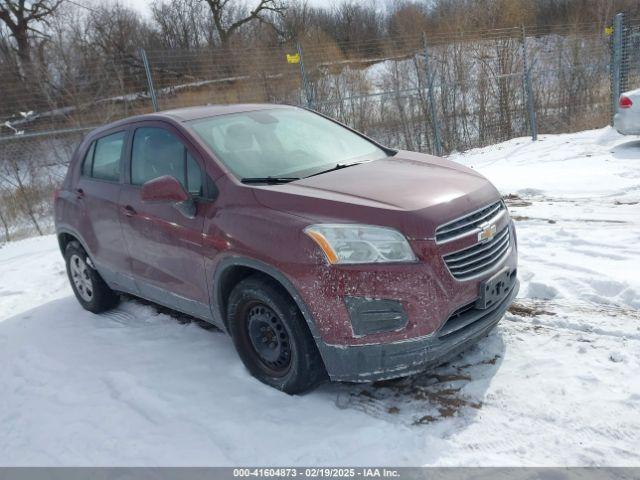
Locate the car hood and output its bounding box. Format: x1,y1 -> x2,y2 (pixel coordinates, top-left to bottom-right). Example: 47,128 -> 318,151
252,150 -> 501,239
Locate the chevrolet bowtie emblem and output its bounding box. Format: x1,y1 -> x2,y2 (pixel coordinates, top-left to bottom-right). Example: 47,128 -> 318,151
478,223 -> 497,243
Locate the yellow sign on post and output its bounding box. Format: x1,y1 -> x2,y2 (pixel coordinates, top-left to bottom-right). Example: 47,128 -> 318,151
286,53 -> 300,64
605,26 -> 614,37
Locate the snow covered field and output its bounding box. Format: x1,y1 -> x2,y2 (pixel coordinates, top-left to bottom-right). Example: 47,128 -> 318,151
0,127 -> 639,466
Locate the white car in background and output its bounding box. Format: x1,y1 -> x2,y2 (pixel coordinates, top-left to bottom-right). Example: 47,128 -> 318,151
614,88 -> 640,135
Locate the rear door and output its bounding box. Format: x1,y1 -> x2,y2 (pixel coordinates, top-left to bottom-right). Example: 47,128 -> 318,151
76,129 -> 136,292
118,122 -> 211,319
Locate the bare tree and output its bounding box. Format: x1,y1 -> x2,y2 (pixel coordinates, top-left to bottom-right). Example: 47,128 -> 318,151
152,0 -> 211,49
0,194 -> 10,241
0,0 -> 62,76
0,149 -> 44,236
87,4 -> 156,57
388,2 -> 429,49
201,0 -> 286,47
278,0 -> 312,40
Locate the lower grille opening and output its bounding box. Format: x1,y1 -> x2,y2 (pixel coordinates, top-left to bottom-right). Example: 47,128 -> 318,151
438,283 -> 515,340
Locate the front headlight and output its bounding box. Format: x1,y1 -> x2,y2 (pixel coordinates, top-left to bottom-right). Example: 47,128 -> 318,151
304,224 -> 417,264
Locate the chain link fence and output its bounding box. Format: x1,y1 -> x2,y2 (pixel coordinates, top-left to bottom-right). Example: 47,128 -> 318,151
0,16 -> 638,241
614,14 -> 640,107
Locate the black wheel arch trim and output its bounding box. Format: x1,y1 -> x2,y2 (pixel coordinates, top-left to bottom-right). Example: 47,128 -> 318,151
56,225 -> 92,257
212,256 -> 326,349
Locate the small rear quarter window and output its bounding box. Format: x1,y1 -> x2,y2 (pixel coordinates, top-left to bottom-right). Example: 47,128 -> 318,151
81,142 -> 95,176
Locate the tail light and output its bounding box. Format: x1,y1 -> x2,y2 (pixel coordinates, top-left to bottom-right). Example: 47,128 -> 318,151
619,95 -> 633,109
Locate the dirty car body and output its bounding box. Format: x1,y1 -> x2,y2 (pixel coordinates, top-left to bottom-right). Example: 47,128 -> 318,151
55,104 -> 518,392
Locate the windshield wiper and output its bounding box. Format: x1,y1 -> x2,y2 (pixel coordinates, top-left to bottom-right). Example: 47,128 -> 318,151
305,162 -> 364,179
241,177 -> 300,184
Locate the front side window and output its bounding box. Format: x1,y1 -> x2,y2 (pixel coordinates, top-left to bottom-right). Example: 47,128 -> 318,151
189,107 -> 388,180
131,127 -> 203,196
90,131 -> 126,182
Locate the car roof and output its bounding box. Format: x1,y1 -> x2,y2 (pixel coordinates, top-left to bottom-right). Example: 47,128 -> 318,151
159,103 -> 293,121
87,103 -> 295,138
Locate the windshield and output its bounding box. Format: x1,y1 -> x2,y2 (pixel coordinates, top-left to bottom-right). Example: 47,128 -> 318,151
189,107 -> 389,180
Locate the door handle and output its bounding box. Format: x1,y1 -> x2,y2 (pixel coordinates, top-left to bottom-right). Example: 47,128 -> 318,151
75,188 -> 84,199
122,205 -> 137,217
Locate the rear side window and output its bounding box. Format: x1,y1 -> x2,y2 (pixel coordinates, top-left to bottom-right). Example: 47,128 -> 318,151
82,132 -> 125,182
131,127 -> 203,196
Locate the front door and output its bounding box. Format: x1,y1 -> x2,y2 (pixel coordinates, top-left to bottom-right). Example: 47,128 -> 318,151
118,123 -> 211,320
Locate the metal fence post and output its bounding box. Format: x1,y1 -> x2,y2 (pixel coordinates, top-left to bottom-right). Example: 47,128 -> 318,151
296,42 -> 314,109
422,33 -> 443,156
139,48 -> 159,113
522,26 -> 537,141
611,13 -> 624,118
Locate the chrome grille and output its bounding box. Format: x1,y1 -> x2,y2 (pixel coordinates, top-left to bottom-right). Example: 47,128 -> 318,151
435,200 -> 505,243
443,226 -> 511,279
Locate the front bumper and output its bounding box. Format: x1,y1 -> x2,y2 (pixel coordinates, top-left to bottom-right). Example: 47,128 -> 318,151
318,279 -> 518,382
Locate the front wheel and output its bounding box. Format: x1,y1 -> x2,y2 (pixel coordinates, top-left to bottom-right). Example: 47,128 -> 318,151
227,275 -> 327,394
64,241 -> 119,313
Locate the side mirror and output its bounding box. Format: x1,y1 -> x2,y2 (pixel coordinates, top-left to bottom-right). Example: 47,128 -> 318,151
140,175 -> 196,219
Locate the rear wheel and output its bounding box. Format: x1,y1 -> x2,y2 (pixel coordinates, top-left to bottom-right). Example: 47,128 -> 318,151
227,275 -> 327,394
64,241 -> 119,313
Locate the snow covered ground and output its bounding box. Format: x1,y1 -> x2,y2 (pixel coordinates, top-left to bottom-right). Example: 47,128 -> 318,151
0,127 -> 639,466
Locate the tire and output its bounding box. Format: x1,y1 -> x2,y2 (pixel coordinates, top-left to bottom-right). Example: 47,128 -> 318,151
64,240 -> 119,313
227,274 -> 327,394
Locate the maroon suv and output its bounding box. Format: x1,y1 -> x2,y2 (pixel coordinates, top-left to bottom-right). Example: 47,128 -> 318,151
55,104 -> 518,393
